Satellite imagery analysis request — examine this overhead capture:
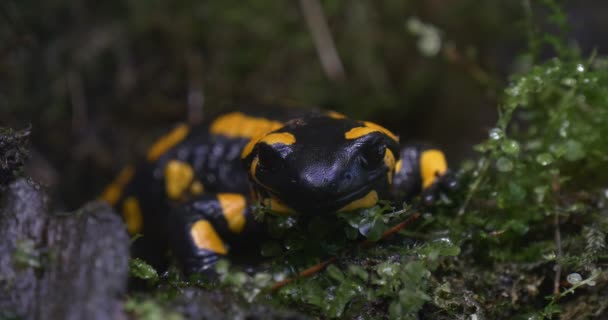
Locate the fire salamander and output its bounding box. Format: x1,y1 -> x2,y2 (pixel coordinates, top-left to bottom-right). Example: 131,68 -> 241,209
101,110 -> 456,274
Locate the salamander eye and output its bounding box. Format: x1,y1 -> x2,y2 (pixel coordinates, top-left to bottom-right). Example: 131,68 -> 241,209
257,143 -> 284,173
360,139 -> 386,169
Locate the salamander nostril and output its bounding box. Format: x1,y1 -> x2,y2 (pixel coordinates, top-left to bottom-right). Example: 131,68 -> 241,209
344,173 -> 353,180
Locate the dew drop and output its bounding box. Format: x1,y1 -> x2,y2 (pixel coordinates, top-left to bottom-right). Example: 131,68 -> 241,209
567,272 -> 582,284
576,64 -> 585,72
489,128 -> 504,140
536,153 -> 554,166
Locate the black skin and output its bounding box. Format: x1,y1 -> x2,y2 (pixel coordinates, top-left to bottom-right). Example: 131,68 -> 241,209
242,114 -> 400,214
110,111 -> 457,274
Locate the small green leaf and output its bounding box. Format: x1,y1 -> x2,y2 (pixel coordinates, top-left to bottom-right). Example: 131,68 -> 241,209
536,153 -> 554,166
129,258 -> 159,283
496,157 -> 514,172
326,264 -> 345,282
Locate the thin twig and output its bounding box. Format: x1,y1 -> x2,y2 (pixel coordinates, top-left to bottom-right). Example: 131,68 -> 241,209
299,0 -> 345,81
552,174 -> 563,295
553,210 -> 562,294
270,212 -> 421,291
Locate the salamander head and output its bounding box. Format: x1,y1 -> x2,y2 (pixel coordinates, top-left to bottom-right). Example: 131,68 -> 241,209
242,112 -> 400,215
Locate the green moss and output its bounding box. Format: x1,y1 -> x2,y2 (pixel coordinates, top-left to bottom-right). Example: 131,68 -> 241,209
124,297 -> 183,320
129,258 -> 160,284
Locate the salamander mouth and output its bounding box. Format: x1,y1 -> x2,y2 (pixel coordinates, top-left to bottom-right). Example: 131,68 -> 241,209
262,183 -> 377,214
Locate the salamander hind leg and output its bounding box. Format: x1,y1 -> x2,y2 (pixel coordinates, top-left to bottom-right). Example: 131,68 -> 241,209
168,193 -> 258,275
391,144 -> 458,205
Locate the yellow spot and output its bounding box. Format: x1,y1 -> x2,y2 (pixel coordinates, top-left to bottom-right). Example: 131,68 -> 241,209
146,124 -> 190,161
250,157 -> 259,178
217,193 -> 247,233
327,111 -> 346,119
345,127 -> 377,140
263,196 -> 296,215
344,122 -> 399,142
259,132 -> 296,145
190,220 -> 227,255
209,112 -> 283,159
338,190 -> 379,212
420,149 -> 448,189
363,121 -> 399,142
384,149 -> 396,184
241,138 -> 259,159
242,131 -> 296,160
122,196 -> 143,235
395,160 -> 403,173
100,165 -> 135,206
210,112 -> 283,139
190,180 -> 205,195
164,160 -> 194,200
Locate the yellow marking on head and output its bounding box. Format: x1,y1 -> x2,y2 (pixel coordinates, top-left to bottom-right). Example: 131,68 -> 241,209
210,112 -> 283,139
384,148 -> 396,184
327,111 -> 346,119
146,124 -> 190,161
259,132 -> 296,145
241,138 -> 259,159
190,180 -> 205,195
250,157 -> 259,178
190,220 -> 227,255
242,131 -> 295,160
362,121 -> 399,142
345,122 -> 399,141
344,127 -> 378,140
337,190 -> 379,212
395,160 -> 403,173
164,160 -> 194,200
122,196 -> 143,235
420,149 -> 448,189
217,193 -> 247,233
263,196 -> 296,215
100,165 -> 135,206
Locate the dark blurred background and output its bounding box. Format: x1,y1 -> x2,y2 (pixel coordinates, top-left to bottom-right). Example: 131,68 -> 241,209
1,0 -> 606,209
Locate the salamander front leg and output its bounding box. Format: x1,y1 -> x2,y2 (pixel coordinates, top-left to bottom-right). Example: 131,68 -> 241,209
168,193 -> 258,275
391,144 -> 458,205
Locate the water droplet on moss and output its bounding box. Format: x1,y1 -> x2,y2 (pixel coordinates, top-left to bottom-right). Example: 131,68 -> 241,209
536,153 -> 554,166
576,64 -> 585,72
501,139 -> 520,155
567,273 -> 582,284
489,128 -> 504,140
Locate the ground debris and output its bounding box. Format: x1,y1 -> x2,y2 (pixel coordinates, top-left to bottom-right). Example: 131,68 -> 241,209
0,127 -> 31,186
0,179 -> 130,320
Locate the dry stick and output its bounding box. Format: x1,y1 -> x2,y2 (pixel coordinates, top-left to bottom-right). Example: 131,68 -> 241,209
270,212 -> 422,291
553,211 -> 563,294
552,174 -> 563,295
299,0 -> 345,81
